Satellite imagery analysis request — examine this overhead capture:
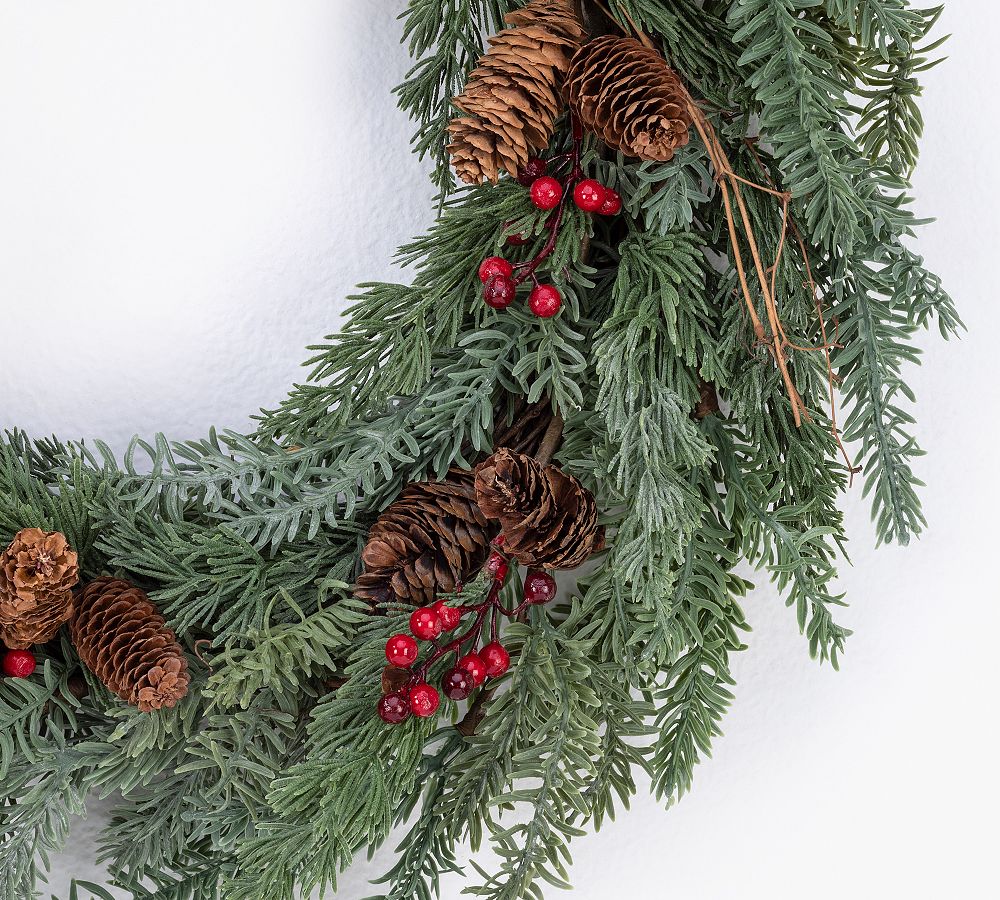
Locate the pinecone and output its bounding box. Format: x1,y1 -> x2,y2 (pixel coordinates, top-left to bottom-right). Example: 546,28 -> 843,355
356,469 -> 497,607
70,578 -> 190,712
447,0 -> 586,184
474,449 -> 604,569
356,401 -> 560,607
565,35 -> 693,161
0,528 -> 79,650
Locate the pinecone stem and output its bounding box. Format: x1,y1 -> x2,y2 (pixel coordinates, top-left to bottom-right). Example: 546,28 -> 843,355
534,412 -> 564,466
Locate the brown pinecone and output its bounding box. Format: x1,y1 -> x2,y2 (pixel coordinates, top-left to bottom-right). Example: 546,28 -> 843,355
447,0 -> 586,184
355,469 -> 497,607
0,528 -> 79,650
70,578 -> 190,713
474,449 -> 603,569
565,35 -> 693,161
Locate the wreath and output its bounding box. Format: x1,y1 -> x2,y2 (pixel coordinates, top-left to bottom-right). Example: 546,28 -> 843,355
0,2 -> 959,898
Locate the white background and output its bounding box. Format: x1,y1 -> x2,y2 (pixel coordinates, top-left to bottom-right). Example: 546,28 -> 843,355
1,2 -> 997,898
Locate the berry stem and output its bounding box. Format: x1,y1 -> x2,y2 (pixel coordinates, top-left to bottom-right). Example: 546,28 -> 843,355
512,116 -> 584,288
410,556 -> 513,685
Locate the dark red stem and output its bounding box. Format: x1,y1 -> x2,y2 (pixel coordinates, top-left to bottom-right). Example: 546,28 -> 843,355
410,559 -> 513,685
512,115 -> 584,288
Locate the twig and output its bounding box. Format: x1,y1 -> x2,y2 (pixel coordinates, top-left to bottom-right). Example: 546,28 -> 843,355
534,413 -> 565,467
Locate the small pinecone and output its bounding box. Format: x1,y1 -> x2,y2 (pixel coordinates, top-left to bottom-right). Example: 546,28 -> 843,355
565,35 -> 693,161
70,578 -> 190,712
447,0 -> 585,184
356,470 -> 497,607
0,528 -> 79,650
474,449 -> 603,569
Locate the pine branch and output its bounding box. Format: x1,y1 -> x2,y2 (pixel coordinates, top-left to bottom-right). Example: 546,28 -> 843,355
466,616 -> 601,899
649,605 -> 742,805
395,0 -> 517,197
730,0 -> 870,251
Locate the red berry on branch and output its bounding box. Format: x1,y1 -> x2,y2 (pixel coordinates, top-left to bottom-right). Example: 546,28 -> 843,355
409,607 -> 442,641
441,666 -> 475,700
505,230 -> 530,246
385,633 -> 418,668
433,600 -> 462,632
457,652 -> 487,686
484,275 -> 516,310
485,550 -> 509,581
481,642 -> 511,678
517,157 -> 547,186
409,682 -> 440,717
524,570 -> 557,605
2,649 -> 36,678
378,690 -> 411,724
573,179 -> 607,212
528,284 -> 562,318
529,176 -> 563,210
599,189 -> 622,216
478,256 -> 514,284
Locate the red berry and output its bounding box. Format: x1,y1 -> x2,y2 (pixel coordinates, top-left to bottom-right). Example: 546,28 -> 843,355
478,256 -> 514,284
2,650 -> 36,678
599,188 -> 622,216
517,157 -> 547,186
441,666 -> 475,700
485,550 -> 509,581
505,230 -> 530,246
410,607 -> 442,641
524,570 -> 557,605
480,642 -> 511,678
484,275 -> 517,310
573,179 -> 607,213
378,690 -> 411,724
385,634 -> 418,668
529,176 -> 563,210
433,600 -> 462,632
409,682 -> 440,718
528,284 -> 562,318
457,652 -> 487,686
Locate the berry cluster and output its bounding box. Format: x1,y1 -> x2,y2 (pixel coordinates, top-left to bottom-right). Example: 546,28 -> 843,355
478,118 -> 621,319
2,648 -> 36,678
378,545 -> 558,725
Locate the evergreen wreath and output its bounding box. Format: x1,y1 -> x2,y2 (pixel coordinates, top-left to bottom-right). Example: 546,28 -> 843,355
0,2 -> 960,898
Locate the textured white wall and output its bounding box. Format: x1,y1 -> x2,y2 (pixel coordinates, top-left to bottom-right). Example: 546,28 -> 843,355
1,2 -> 997,898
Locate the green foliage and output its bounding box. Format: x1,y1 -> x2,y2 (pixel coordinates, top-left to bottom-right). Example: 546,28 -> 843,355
598,147 -> 715,235
395,0 -> 515,197
649,604 -> 742,805
854,7 -> 947,174
464,617 -> 601,899
730,0 -> 869,251
204,594 -> 366,709
1,2 -> 956,898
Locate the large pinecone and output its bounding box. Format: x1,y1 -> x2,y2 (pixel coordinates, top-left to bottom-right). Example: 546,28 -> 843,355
565,35 -> 692,161
70,578 -> 190,712
474,449 -> 603,569
356,469 -> 496,607
0,528 -> 79,650
447,0 -> 585,184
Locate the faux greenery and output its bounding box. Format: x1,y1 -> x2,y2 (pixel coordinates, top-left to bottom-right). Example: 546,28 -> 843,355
0,1 -> 958,898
